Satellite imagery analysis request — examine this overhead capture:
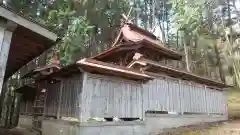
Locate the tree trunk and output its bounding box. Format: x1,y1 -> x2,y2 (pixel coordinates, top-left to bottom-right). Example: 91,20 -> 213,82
183,34 -> 190,72
214,44 -> 225,83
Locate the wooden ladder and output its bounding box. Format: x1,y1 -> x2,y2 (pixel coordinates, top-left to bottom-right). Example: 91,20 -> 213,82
32,88 -> 47,133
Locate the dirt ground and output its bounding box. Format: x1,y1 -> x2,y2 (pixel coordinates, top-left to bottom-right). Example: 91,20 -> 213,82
0,127 -> 38,135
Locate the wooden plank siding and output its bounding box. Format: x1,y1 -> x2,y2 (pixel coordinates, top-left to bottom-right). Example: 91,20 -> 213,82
44,74 -> 83,118
80,73 -> 227,122
19,72 -> 227,122
80,73 -> 143,122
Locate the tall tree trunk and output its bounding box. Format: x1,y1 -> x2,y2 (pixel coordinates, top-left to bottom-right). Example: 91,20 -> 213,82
214,44 -> 225,83
183,34 -> 190,72
204,51 -> 209,76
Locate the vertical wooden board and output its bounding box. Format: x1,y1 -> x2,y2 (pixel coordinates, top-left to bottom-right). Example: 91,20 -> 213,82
157,79 -> 162,110
71,78 -> 76,117
193,86 -> 198,113
114,82 -> 120,117
156,79 -> 161,110
208,89 -> 213,113
213,91 -> 217,113
147,80 -> 152,110
187,84 -> 192,112
211,90 -> 215,113
200,87 -> 204,113
60,80 -> 65,116
106,80 -> 112,117
0,29 -> 12,91
220,92 -> 226,114
219,92 -> 223,114
216,91 -> 220,113
178,82 -> 183,113
205,89 -> 210,113
163,78 -> 168,111
144,81 -> 150,111
76,75 -> 82,118
80,74 -> 92,121
203,87 -> 208,113
170,81 -> 176,112
194,86 -> 199,113
196,87 -> 200,113
195,87 -> 200,113
152,79 -> 157,110
205,89 -> 209,113
176,81 -> 181,113
195,86 -> 200,113
181,83 -> 186,113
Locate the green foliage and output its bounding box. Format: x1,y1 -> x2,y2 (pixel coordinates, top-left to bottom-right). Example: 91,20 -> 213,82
57,17 -> 94,65
170,0 -> 204,33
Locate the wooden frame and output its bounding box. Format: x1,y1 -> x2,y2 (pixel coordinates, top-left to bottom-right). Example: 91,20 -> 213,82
0,5 -> 57,41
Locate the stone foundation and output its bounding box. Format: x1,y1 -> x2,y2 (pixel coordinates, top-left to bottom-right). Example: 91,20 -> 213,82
16,114 -> 227,135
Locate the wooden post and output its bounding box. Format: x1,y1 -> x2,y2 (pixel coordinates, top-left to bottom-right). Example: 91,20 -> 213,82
0,19 -> 17,93
0,19 -> 17,127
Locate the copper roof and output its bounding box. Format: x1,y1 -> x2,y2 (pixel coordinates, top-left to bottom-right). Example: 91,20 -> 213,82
92,23 -> 182,61
92,42 -> 182,61
42,58 -> 154,81
77,58 -> 154,81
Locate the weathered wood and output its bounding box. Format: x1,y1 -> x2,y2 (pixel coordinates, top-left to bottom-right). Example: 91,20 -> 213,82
19,71 -> 228,124
57,82 -> 63,119
0,6 -> 57,41
79,73 -> 227,121
0,24 -> 15,92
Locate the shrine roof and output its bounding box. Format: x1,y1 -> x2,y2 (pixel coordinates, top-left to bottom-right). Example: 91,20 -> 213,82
21,65 -> 61,79
92,42 -> 182,61
0,5 -> 59,80
92,23 -> 182,61
43,58 -> 154,81
128,58 -> 230,89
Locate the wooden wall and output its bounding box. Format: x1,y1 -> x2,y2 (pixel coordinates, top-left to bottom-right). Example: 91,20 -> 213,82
80,73 -> 143,122
19,72 -> 228,122
80,72 -> 227,122
44,74 -> 82,118
142,76 -> 227,114
20,101 -> 33,115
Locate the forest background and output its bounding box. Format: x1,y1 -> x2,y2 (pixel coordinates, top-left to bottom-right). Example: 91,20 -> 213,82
2,0 -> 240,90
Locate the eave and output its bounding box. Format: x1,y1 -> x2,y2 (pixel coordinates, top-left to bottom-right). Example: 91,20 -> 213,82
92,42 -> 182,62
128,58 -> 230,89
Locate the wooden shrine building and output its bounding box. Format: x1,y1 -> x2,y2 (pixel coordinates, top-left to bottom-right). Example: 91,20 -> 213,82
17,19 -> 229,135
0,4 -> 58,128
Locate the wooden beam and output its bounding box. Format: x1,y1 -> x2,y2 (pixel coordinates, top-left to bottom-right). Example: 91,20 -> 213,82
12,34 -> 45,50
0,6 -> 57,41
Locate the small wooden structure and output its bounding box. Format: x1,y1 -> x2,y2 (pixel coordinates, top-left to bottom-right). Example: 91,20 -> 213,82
17,19 -> 229,135
0,4 -> 58,128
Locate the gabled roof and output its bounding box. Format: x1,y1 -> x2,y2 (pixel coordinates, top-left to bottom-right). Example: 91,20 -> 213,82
92,23 -> 182,61
92,42 -> 182,62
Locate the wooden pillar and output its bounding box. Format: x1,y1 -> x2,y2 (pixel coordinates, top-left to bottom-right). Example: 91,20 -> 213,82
0,19 -> 17,93
0,19 -> 17,128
